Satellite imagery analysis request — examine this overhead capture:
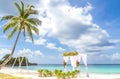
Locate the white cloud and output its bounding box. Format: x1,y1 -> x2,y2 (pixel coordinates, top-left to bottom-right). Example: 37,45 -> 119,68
34,38 -> 47,45
109,39 -> 120,43
17,48 -> 63,64
88,52 -> 120,64
17,48 -> 43,56
36,54 -> 63,64
0,48 -> 11,59
25,37 -> 47,45
46,43 -> 65,52
111,53 -> 120,60
37,0 -> 115,53
26,37 -> 65,52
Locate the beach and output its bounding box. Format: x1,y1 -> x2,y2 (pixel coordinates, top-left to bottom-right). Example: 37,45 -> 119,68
1,67 -> 120,79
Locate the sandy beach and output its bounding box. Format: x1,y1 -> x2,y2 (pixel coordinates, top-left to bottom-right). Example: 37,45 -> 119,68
1,67 -> 120,79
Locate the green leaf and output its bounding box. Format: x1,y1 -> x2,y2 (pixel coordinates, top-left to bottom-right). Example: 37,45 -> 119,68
8,26 -> 18,39
29,18 -> 41,25
26,24 -> 34,42
3,21 -> 17,33
30,25 -> 39,35
21,1 -> 24,16
1,15 -> 14,21
14,2 -> 22,15
10,16 -> 20,22
25,22 -> 39,35
27,18 -> 41,26
28,10 -> 38,15
24,5 -> 38,18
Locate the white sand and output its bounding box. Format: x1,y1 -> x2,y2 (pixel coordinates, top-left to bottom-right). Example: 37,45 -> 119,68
0,67 -> 120,79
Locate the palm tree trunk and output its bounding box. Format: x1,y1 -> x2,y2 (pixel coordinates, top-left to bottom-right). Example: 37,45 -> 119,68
0,29 -> 22,69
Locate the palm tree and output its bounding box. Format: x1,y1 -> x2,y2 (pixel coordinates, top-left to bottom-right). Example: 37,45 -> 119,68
0,1 -> 41,68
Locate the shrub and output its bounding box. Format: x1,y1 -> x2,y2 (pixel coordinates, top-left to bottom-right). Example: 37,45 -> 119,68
38,69 -> 80,79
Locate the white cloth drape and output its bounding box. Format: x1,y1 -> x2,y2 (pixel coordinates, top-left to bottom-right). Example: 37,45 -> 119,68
70,56 -> 77,71
77,54 -> 82,62
63,56 -> 69,63
81,54 -> 89,77
70,56 -> 77,67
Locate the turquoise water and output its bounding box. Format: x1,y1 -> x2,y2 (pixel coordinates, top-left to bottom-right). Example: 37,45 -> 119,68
11,64 -> 120,74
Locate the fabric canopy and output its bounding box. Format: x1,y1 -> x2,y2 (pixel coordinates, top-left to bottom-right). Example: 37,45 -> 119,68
63,53 -> 89,77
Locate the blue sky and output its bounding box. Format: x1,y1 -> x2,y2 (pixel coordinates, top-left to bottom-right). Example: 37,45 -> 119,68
0,0 -> 120,64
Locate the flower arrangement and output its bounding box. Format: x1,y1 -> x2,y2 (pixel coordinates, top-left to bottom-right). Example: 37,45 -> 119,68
63,60 -> 67,68
76,60 -> 80,67
63,51 -> 78,56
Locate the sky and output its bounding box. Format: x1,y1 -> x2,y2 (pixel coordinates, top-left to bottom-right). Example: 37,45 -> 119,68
0,0 -> 120,64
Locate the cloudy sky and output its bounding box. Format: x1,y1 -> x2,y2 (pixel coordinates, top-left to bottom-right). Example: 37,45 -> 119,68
0,0 -> 120,64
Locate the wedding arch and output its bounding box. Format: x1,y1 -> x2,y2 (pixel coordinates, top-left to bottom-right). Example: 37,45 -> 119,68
63,51 -> 89,77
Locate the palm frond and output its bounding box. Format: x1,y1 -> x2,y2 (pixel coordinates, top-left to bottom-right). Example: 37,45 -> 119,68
31,26 -> 39,35
3,21 -> 18,33
25,24 -> 34,42
24,10 -> 38,18
28,10 -> 38,15
26,18 -> 41,26
24,5 -> 38,18
25,22 -> 39,35
14,2 -> 22,15
21,1 -> 24,16
27,5 -> 35,8
8,26 -> 18,39
10,16 -> 20,22
1,15 -> 14,21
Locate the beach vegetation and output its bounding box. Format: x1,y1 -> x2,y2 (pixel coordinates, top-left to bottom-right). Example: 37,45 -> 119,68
0,1 -> 41,68
38,69 -> 53,77
38,69 -> 80,79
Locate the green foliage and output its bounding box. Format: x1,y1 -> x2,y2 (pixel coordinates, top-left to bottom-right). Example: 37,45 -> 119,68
38,69 -> 80,79
1,1 -> 41,42
38,69 -> 53,77
55,70 -> 80,79
0,60 -> 3,64
63,51 -> 78,56
2,54 -> 10,61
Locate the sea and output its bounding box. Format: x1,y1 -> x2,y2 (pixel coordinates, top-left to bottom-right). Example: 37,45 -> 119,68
10,64 -> 120,74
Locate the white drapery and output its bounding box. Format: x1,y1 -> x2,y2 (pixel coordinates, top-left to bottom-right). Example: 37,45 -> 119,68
70,56 -> 78,71
80,54 -> 89,77
63,56 -> 69,63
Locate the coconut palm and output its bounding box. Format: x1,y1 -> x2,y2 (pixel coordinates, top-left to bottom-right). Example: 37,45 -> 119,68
0,1 -> 41,68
